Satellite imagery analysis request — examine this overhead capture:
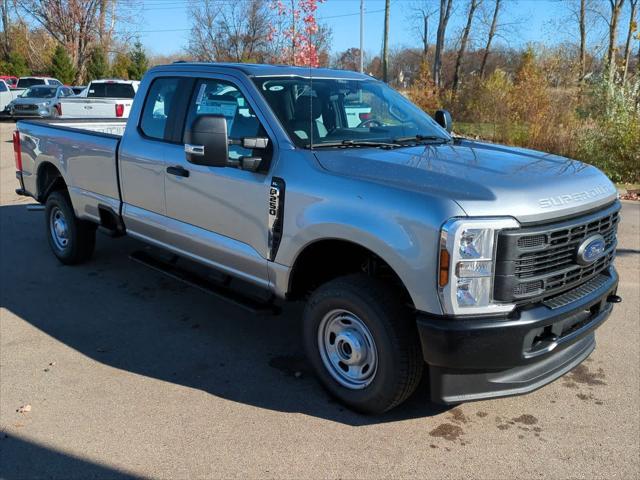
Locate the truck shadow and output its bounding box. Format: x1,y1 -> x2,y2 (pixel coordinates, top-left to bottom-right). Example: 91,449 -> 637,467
0,204 -> 449,426
0,433 -> 142,479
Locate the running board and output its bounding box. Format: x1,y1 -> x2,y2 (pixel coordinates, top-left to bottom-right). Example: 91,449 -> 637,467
129,249 -> 280,315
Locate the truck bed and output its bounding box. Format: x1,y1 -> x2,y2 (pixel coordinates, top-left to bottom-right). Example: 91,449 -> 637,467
17,118 -> 126,223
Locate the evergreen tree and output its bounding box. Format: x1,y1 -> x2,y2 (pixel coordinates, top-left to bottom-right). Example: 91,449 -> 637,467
50,45 -> 76,84
127,41 -> 148,80
110,52 -> 131,80
87,47 -> 109,82
1,52 -> 29,77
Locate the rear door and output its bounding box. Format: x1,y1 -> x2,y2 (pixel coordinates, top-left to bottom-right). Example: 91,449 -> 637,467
119,76 -> 194,241
161,75 -> 276,287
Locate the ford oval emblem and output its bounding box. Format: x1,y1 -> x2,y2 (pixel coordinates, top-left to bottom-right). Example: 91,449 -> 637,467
576,234 -> 606,265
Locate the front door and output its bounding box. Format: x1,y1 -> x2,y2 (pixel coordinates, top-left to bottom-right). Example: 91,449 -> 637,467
162,76 -> 275,287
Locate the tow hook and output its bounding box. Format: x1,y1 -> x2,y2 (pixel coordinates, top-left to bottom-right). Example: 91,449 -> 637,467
606,294 -> 622,304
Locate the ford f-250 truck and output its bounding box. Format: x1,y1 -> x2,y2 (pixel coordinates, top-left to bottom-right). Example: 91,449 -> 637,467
13,63 -> 621,414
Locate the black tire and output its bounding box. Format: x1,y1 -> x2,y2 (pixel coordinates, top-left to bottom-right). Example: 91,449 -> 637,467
303,274 -> 424,414
44,190 -> 96,265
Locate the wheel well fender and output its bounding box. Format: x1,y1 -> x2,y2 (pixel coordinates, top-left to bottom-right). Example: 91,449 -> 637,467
287,238 -> 416,308
37,162 -> 67,202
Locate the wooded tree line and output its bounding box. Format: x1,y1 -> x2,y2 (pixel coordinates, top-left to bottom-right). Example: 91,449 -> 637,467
0,0 -> 148,84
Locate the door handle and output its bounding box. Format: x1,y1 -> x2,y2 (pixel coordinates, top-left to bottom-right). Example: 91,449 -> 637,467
166,165 -> 190,177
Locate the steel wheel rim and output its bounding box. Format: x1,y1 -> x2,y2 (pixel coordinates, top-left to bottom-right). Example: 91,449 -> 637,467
317,309 -> 378,389
49,206 -> 69,251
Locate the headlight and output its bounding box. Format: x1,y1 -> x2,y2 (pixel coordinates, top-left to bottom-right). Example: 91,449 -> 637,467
438,217 -> 519,315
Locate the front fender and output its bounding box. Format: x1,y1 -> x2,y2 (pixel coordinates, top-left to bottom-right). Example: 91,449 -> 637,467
275,195 -> 463,314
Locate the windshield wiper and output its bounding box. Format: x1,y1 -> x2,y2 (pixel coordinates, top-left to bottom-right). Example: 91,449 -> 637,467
305,139 -> 401,149
392,134 -> 450,144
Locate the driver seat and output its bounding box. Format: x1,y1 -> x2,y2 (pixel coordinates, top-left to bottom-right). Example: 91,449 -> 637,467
291,94 -> 322,142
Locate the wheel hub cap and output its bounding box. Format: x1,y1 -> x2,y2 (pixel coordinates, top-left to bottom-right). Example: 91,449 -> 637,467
318,309 -> 378,389
50,207 -> 69,250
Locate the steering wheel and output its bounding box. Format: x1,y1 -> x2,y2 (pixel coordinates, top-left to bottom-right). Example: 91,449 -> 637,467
357,118 -> 384,128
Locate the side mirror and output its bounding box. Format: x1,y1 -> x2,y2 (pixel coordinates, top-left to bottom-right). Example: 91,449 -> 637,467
434,109 -> 453,133
184,114 -> 229,167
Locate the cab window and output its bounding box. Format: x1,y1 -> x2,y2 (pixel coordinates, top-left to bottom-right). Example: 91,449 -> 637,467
140,77 -> 181,141
183,79 -> 266,160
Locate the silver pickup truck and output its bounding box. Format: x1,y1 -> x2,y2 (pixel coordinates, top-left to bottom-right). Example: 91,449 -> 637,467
13,63 -> 621,414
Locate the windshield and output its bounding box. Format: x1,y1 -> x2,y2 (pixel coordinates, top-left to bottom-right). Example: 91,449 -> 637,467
20,86 -> 57,98
253,76 -> 450,148
87,82 -> 135,98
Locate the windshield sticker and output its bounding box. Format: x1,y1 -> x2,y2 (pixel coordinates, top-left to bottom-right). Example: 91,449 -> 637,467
269,85 -> 284,91
195,83 -> 207,105
198,99 -> 237,118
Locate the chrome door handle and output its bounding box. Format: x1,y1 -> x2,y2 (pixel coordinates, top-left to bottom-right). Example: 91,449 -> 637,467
185,144 -> 205,156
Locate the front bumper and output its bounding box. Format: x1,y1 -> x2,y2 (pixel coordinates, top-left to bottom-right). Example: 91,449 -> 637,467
417,267 -> 619,404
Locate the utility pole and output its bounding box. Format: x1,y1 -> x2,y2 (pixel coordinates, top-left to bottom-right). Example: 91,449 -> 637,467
360,0 -> 365,73
382,0 -> 390,82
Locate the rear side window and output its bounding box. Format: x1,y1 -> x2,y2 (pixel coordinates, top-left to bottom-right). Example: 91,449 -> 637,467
17,78 -> 45,88
0,82 -> 7,92
140,78 -> 181,141
87,83 -> 136,98
49,79 -> 62,86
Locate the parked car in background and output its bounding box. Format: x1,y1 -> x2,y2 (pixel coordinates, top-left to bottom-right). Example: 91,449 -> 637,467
0,75 -> 18,88
55,79 -> 139,118
8,85 -> 75,118
0,79 -> 14,114
12,77 -> 62,97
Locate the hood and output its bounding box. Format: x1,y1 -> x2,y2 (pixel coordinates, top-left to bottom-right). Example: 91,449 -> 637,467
313,139 -> 617,224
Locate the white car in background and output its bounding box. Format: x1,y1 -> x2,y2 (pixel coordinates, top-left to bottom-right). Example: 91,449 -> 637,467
0,80 -> 14,114
12,77 -> 63,97
56,79 -> 140,119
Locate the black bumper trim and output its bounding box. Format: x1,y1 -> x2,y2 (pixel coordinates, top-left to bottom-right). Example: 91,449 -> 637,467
430,334 -> 595,404
417,267 -> 618,403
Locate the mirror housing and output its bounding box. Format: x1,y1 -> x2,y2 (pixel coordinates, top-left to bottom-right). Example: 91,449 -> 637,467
184,114 -> 228,167
434,109 -> 453,133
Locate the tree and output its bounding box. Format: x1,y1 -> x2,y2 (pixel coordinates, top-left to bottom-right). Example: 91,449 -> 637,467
622,0 -> 638,83
86,46 -> 108,81
433,0 -> 453,87
50,44 -> 76,84
579,0 -> 587,80
187,0 -> 273,62
269,0 -> 326,67
110,52 -> 130,79
334,47 -> 362,71
605,0 -> 625,83
18,0 -> 102,83
453,0 -> 481,94
0,51 -> 29,76
409,2 -> 438,63
127,40 -> 148,80
479,0 -> 501,78
383,0 -> 390,82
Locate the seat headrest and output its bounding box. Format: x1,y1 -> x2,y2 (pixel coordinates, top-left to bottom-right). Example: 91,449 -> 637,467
294,95 -> 322,121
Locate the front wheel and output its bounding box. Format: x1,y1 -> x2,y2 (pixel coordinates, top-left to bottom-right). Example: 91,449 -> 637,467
303,274 -> 424,414
45,191 -> 96,265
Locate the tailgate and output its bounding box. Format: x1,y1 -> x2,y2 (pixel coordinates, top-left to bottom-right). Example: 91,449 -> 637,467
58,98 -> 132,119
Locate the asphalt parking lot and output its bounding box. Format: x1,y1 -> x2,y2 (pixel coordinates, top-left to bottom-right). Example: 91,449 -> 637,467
0,120 -> 638,479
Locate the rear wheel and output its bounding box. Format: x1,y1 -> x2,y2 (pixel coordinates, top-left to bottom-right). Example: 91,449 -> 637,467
303,274 -> 423,414
45,191 -> 96,265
